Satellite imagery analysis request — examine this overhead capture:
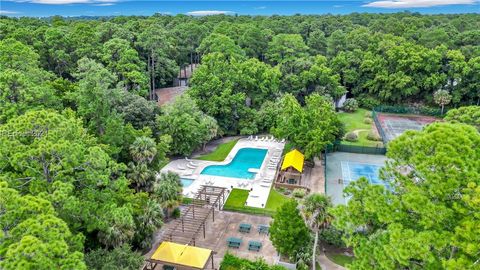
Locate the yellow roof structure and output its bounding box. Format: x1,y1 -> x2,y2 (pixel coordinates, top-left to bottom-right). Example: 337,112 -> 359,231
150,241 -> 212,269
281,149 -> 305,172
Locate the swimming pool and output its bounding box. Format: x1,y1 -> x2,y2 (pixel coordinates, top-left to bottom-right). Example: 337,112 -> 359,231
180,178 -> 194,188
201,148 -> 268,179
341,161 -> 385,185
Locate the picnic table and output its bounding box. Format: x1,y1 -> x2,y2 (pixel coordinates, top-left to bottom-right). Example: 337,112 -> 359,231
227,237 -> 242,248
258,224 -> 269,235
239,223 -> 251,233
248,241 -> 262,251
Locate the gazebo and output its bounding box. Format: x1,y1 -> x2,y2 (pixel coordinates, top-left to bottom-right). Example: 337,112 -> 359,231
145,241 -> 214,270
274,149 -> 308,191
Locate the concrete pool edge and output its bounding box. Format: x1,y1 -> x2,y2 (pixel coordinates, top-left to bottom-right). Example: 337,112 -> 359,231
160,137 -> 286,208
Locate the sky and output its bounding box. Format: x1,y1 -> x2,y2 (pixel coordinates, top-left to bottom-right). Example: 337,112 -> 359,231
1,0 -> 479,17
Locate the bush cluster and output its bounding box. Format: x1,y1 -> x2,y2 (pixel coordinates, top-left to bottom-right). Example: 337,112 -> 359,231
342,98 -> 359,112
292,188 -> 306,198
220,253 -> 287,270
367,131 -> 382,141
345,132 -> 358,142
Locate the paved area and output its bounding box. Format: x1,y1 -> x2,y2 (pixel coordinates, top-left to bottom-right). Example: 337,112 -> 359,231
309,157 -> 326,194
146,211 -> 278,269
161,137 -> 285,208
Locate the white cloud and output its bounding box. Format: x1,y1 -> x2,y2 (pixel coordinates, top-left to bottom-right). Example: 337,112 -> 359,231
254,6 -> 267,10
0,10 -> 20,14
186,10 -> 234,16
363,0 -> 477,8
9,0 -> 116,4
92,2 -> 114,6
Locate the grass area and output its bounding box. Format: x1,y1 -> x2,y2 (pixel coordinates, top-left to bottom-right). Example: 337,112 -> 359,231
265,188 -> 289,211
326,253 -> 354,267
223,188 -> 290,216
338,108 -> 383,147
196,139 -> 239,161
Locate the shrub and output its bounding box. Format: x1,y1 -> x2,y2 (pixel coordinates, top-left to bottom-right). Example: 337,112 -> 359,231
357,95 -> 380,109
364,111 -> 372,118
367,131 -> 382,141
182,197 -> 192,205
363,118 -> 373,124
319,227 -> 346,248
221,253 -> 288,270
345,132 -> 358,142
342,98 -> 358,112
172,207 -> 181,218
292,188 -> 306,198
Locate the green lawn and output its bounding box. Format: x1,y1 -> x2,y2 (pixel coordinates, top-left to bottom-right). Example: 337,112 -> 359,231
326,253 -> 354,267
224,188 -> 290,215
338,108 -> 383,147
196,139 -> 239,161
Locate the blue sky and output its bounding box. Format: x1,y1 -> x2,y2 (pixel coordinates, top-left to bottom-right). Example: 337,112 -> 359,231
1,0 -> 479,17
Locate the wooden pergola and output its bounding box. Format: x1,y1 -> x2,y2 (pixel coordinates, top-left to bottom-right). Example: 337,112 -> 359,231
163,185 -> 227,246
143,186 -> 227,270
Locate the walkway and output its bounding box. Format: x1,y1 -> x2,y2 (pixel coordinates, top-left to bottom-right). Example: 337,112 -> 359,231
317,251 -> 346,270
309,157 -> 326,194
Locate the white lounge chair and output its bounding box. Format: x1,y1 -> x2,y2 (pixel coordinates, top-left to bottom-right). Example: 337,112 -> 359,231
280,138 -> 285,143
248,135 -> 253,140
254,136 -> 258,141
185,157 -> 199,166
177,164 -> 187,170
187,163 -> 197,169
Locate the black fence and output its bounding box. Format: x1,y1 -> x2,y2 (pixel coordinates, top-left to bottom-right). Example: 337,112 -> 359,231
326,143 -> 386,155
372,109 -> 388,145
373,105 -> 444,117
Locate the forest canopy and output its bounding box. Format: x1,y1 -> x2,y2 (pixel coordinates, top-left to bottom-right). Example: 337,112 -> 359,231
0,12 -> 479,269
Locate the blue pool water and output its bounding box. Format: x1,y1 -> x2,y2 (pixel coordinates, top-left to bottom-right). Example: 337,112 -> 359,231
341,161 -> 385,185
201,148 -> 268,179
180,178 -> 194,188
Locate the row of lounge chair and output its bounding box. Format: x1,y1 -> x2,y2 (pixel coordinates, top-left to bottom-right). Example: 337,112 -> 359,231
177,157 -> 200,170
267,149 -> 283,170
247,135 -> 285,143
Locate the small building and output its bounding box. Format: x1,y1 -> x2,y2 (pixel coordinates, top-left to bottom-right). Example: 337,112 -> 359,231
274,149 -> 309,191
175,63 -> 198,87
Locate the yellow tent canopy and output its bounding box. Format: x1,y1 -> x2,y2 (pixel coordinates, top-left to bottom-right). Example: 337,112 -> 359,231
150,241 -> 212,269
281,149 -> 305,173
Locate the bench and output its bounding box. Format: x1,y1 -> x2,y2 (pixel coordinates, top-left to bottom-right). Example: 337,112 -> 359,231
248,241 -> 262,252
227,237 -> 242,248
258,224 -> 269,235
239,223 -> 251,233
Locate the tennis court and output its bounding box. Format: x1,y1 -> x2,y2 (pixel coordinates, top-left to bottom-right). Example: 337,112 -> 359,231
376,113 -> 439,142
326,152 -> 387,205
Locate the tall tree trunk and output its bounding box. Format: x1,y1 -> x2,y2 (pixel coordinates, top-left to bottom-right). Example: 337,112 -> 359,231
147,54 -> 152,99
313,230 -> 319,270
152,56 -> 156,101
441,104 -> 444,115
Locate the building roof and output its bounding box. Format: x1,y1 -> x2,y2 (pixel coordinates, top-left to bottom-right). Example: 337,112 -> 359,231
155,86 -> 187,106
281,149 -> 304,173
150,241 -> 212,269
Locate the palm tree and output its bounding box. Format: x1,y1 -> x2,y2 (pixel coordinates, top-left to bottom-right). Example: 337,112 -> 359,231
128,162 -> 155,192
153,172 -> 182,217
130,136 -> 157,164
301,193 -> 332,270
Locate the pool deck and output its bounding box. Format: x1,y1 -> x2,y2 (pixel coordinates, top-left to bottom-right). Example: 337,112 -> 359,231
160,137 -> 285,208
